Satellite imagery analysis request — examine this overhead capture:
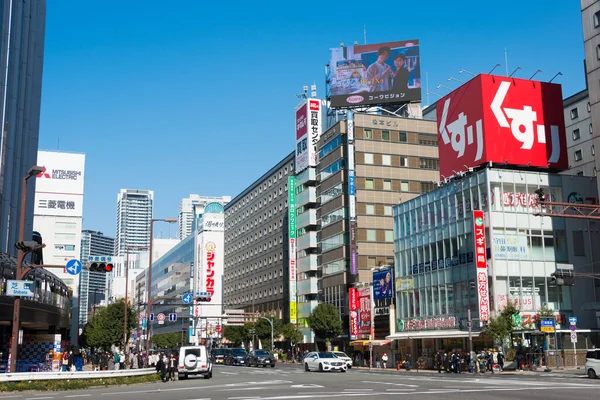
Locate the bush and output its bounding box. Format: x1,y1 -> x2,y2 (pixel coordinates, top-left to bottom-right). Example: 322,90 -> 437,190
0,373 -> 160,392
505,348 -> 516,362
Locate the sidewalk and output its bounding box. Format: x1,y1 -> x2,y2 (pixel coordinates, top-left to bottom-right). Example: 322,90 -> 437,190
352,365 -> 588,377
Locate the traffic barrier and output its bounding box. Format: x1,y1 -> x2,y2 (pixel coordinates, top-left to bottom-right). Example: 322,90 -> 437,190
0,367 -> 156,382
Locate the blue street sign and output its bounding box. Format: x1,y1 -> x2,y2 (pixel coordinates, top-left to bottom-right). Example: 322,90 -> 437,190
149,313 -> 155,321
169,313 -> 177,322
569,317 -> 578,324
182,293 -> 193,304
66,259 -> 82,276
541,319 -> 555,327
196,291 -> 212,297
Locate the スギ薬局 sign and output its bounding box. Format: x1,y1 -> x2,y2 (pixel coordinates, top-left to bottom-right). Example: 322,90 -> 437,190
473,210 -> 489,323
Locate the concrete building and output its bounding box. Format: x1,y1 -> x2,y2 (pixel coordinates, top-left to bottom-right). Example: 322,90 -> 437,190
178,194 -> 231,240
115,189 -> 153,256
223,153 -> 295,321
0,0 -> 46,257
389,168 -> 600,362
79,230 -> 114,326
316,112 -> 439,346
562,89 -> 595,176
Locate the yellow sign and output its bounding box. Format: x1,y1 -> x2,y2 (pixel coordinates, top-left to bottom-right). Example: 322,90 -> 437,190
540,326 -> 555,333
396,278 -> 414,291
290,301 -> 297,324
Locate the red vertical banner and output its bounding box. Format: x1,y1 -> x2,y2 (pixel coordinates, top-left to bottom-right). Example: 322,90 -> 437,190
473,210 -> 489,323
349,287 -> 359,340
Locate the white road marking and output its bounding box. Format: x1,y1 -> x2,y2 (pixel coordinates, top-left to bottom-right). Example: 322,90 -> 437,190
25,398 -> 53,400
290,384 -> 323,388
385,389 -> 417,392
343,389 -> 373,391
361,380 -> 419,388
220,371 -> 238,375
65,396 -> 91,398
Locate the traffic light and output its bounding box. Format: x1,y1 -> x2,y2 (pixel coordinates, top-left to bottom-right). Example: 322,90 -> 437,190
89,262 -> 113,273
196,292 -> 212,302
534,188 -> 545,203
550,269 -> 575,286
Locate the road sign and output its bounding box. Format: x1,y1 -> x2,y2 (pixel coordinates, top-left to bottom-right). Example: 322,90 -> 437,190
88,255 -> 113,262
66,259 -> 82,276
569,316 -> 578,324
570,325 -> 576,331
169,313 -> 177,322
157,313 -> 165,325
540,319 -> 555,333
149,313 -> 155,321
182,293 -> 193,304
571,331 -> 578,343
196,291 -> 212,297
6,280 -> 34,297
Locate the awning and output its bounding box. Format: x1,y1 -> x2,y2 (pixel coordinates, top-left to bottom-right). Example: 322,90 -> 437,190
386,330 -> 481,340
350,340 -> 392,346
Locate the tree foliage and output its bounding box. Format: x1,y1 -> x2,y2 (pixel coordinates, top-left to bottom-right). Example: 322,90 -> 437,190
281,323 -> 303,349
83,299 -> 136,351
223,324 -> 250,347
483,300 -> 520,344
306,303 -> 343,347
150,332 -> 183,349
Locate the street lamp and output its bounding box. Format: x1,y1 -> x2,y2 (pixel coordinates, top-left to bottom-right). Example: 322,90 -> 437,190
124,246 -> 147,356
145,218 -> 177,354
10,166 -> 44,373
257,315 -> 274,352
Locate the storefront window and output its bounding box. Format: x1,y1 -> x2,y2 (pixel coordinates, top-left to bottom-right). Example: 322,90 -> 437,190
529,235 -> 544,260
533,277 -> 547,311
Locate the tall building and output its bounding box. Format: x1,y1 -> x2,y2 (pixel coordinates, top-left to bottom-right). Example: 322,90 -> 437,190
178,194 -> 231,240
115,189 -> 153,256
79,230 -> 114,326
562,90 -> 594,176
582,1 -> 600,186
223,153 -> 295,321
33,150 -> 86,342
0,0 -> 46,256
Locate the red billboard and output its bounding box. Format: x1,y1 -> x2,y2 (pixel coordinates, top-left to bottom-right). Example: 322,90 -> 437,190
358,287 -> 372,335
436,74 -> 567,178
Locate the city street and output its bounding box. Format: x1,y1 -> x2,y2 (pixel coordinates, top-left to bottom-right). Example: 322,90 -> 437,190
3,363 -> 599,400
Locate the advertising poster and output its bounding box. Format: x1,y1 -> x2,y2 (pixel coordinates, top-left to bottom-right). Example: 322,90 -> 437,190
329,40 -> 421,108
372,269 -> 393,300
295,99 -> 322,173
473,210 -> 489,323
288,176 -> 297,323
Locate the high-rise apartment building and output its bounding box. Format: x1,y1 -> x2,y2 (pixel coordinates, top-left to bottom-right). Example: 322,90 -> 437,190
223,153 -> 295,320
0,0 -> 46,256
79,230 -> 114,325
178,194 -> 231,240
115,189 -> 153,256
562,90 -> 595,177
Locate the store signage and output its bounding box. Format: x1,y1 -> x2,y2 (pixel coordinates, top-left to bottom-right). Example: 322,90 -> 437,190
374,307 -> 390,316
349,310 -> 359,340
6,280 -> 34,297
540,319 -> 555,333
288,176 -> 297,324
349,287 -> 359,311
358,287 -> 371,335
473,210 -> 489,323
397,316 -> 456,332
493,235 -> 529,259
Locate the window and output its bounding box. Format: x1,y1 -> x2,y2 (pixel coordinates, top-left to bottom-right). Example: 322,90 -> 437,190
573,231 -> 585,256
365,179 -> 374,189
400,156 -> 408,167
571,107 -> 579,119
593,145 -> 596,156
399,131 -> 407,142
366,204 -> 375,215
577,171 -> 584,176
597,44 -> 600,60
401,181 -> 409,191
421,182 -> 436,193
383,180 -> 392,190
364,129 -> 372,139
382,154 -> 391,165
595,10 -> 600,27
588,102 -> 592,112
575,150 -> 583,161
384,205 -> 393,216
420,158 -> 439,170
385,231 -> 394,242
364,153 -> 374,164
590,124 -> 594,135
382,130 -> 390,141
322,233 -> 346,251
322,208 -> 346,227
573,128 -> 581,140
319,136 -> 342,159
366,230 -> 376,241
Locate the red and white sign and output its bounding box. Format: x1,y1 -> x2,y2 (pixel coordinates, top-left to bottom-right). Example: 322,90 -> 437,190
349,287 -> 359,311
157,313 -> 165,325
358,287 -> 372,335
349,310 -> 359,340
197,214 -> 224,319
436,74 -> 567,178
473,210 -> 489,323
295,99 -> 322,173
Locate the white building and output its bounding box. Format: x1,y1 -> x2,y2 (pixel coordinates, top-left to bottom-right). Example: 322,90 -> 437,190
33,150 -> 86,342
178,194 -> 231,240
562,89 -> 595,177
115,189 -> 153,256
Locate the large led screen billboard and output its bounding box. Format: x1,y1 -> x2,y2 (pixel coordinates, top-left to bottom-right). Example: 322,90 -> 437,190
329,40 -> 421,108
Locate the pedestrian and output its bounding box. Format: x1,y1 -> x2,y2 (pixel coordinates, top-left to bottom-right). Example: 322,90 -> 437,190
168,354 -> 177,381
382,352 -> 388,369
487,351 -> 494,374
435,351 -> 442,373
68,350 -> 75,372
132,352 -> 139,369
497,350 -> 504,372
405,353 -> 412,371
61,351 -> 69,372
119,352 -> 125,370
375,353 -> 381,368
516,349 -> 523,371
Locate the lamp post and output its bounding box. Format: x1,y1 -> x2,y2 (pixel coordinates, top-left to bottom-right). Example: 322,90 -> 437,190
10,166 -> 45,373
145,218 -> 177,354
123,246 -> 147,357
257,315 -> 274,352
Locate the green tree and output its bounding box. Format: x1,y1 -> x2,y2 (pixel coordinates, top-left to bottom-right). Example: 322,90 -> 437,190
483,300 -> 520,346
84,299 -> 136,351
306,303 -> 343,350
151,332 -> 184,349
223,324 -> 250,347
281,323 -> 303,353
254,317 -> 282,351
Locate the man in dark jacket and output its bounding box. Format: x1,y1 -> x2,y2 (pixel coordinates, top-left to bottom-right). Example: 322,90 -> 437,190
155,353 -> 167,382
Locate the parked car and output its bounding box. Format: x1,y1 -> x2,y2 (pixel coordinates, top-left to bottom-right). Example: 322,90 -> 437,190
586,349 -> 600,379
177,345 -> 212,380
303,351 -> 347,372
224,348 -> 248,366
330,351 -> 352,369
211,348 -> 228,364
245,349 -> 276,368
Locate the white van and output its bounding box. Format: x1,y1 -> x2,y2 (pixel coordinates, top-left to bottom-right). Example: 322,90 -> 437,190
178,345 -> 212,379
586,349 -> 600,379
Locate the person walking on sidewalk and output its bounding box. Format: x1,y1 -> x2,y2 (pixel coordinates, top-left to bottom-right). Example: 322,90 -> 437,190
435,351 -> 443,373
382,353 -> 388,369
497,350 -> 504,372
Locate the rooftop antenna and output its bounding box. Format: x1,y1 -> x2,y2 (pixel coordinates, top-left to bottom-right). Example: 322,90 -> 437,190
448,76 -> 463,84
426,72 -> 430,106
364,25 -> 367,44
508,66 -> 521,78
353,40 -> 358,46
427,91 -> 442,98
528,69 -> 542,80
549,72 -> 563,83
459,69 -> 476,76
437,84 -> 452,91
504,47 -> 509,76
311,84 -> 317,98
296,86 -> 308,101
489,63 -> 501,74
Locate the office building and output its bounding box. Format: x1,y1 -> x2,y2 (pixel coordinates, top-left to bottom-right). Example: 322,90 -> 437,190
562,89 -> 595,177
178,194 -> 231,240
223,153 -> 295,322
115,189 -> 153,256
0,0 -> 46,256
79,230 -> 114,325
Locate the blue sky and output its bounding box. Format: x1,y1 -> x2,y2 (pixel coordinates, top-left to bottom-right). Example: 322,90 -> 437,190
39,0 -> 585,239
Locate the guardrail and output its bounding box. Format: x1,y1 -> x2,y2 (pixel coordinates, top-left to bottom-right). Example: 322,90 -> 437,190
0,367 -> 157,382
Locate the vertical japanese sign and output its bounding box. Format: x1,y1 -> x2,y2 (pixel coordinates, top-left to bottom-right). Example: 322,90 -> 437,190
295,99 -> 322,173
473,210 -> 489,323
349,287 -> 359,340
288,176 -> 297,324
358,287 -> 372,335
347,111 -> 358,275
